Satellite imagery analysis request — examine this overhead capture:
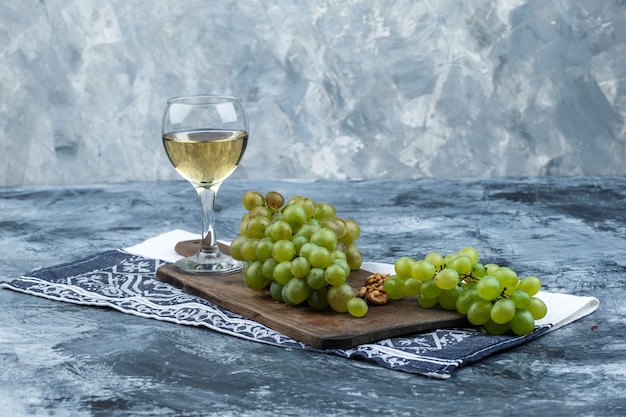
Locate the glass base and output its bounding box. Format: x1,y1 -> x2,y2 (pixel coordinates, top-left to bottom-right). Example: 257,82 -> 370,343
174,253 -> 243,275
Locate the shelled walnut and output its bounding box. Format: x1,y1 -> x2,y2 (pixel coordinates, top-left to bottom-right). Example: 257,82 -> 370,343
356,272 -> 391,305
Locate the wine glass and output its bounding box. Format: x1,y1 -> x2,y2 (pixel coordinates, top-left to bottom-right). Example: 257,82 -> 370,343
162,94 -> 248,274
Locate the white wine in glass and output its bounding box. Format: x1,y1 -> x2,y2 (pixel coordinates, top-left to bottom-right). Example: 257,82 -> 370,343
162,94 -> 248,274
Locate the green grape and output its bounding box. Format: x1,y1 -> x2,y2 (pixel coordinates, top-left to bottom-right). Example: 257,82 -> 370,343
467,299 -> 492,325
245,216 -> 270,239
308,245 -> 332,268
458,246 -> 479,264
456,288 -> 480,315
327,283 -> 355,313
264,191 -> 285,210
383,275 -> 405,300
434,268 -> 460,290
490,298 -> 516,324
424,252 -> 444,271
324,263 -> 348,286
443,253 -> 457,267
295,223 -> 315,240
471,262 -> 486,278
528,297 -> 547,320
261,258 -> 278,280
271,239 -> 296,263
290,234 -> 308,255
248,205 -> 272,219
288,196 -> 316,218
417,293 -> 439,308
420,279 -> 442,299
518,276 -> 542,296
310,228 -> 338,251
282,277 -> 311,306
449,256 -> 472,276
270,220 -> 292,241
438,286 -> 463,310
484,263 -> 500,275
306,267 -> 326,290
493,267 -> 519,294
307,287 -> 329,311
411,260 -> 436,282
331,249 -> 347,261
254,237 -> 274,262
483,319 -> 510,335
240,237 -> 260,261
510,289 -> 531,309
282,204 -> 308,230
402,277 -> 422,297
476,276 -> 501,301
242,191 -> 265,210
340,219 -> 360,244
394,256 -> 416,279
347,297 -> 368,318
314,202 -> 336,220
269,281 -> 284,302
345,243 -> 363,270
238,219 -> 250,237
229,235 -> 247,261
510,309 -> 535,336
290,256 -> 311,278
243,261 -> 271,290
273,261 -> 294,285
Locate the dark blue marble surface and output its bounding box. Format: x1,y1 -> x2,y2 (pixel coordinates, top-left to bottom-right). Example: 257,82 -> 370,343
1,178 -> 625,416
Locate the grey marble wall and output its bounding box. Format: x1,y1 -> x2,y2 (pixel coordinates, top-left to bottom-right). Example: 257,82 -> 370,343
1,0 -> 625,186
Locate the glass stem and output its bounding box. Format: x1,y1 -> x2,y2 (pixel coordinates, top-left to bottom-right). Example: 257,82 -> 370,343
195,184 -> 221,258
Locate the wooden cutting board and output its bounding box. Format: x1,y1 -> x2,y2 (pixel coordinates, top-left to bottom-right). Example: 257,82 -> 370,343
156,240 -> 467,349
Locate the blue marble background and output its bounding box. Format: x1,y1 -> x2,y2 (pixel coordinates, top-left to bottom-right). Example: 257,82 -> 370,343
1,0 -> 625,186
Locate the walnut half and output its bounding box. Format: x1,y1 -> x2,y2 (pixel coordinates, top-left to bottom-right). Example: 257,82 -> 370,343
356,272 -> 391,305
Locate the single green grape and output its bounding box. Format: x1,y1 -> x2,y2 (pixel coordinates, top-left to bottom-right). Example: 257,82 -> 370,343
528,297 -> 548,320
471,262 -> 487,278
456,288 -> 480,315
290,256 -> 311,278
484,263 -> 500,275
345,243 -> 363,270
347,297 -> 368,318
319,218 -> 347,240
248,205 -> 272,219
310,228 -> 338,251
272,261 -> 294,285
271,239 -> 296,263
282,277 -> 311,306
307,287 -> 329,311
493,267 -> 519,294
420,279 -> 442,299
324,263 -> 348,286
269,281 -> 284,302
417,293 -> 439,308
254,237 -> 274,262
383,275 -> 405,300
434,268 -> 460,290
411,260 -> 436,282
490,298 -> 516,324
402,277 -> 422,297
340,219 -> 360,244
518,276 -> 542,296
327,283 -> 355,313
476,276 -> 501,301
467,299 -> 493,325
229,235 -> 247,261
306,267 -> 327,290
308,245 -> 332,268
438,286 -> 463,311
483,319 -> 510,335
282,204 -> 308,231
261,257 -> 278,279
270,220 -> 292,241
449,255 -> 472,276
242,191 -> 265,210
313,202 -> 336,220
510,309 -> 535,336
394,256 -> 416,279
245,216 -> 270,239
240,237 -> 260,261
243,261 -> 271,290
424,252 -> 444,271
510,289 -> 531,309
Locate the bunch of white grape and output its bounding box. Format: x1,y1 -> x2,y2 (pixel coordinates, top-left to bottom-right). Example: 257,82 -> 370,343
231,191 -> 369,318
387,247 -> 548,335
